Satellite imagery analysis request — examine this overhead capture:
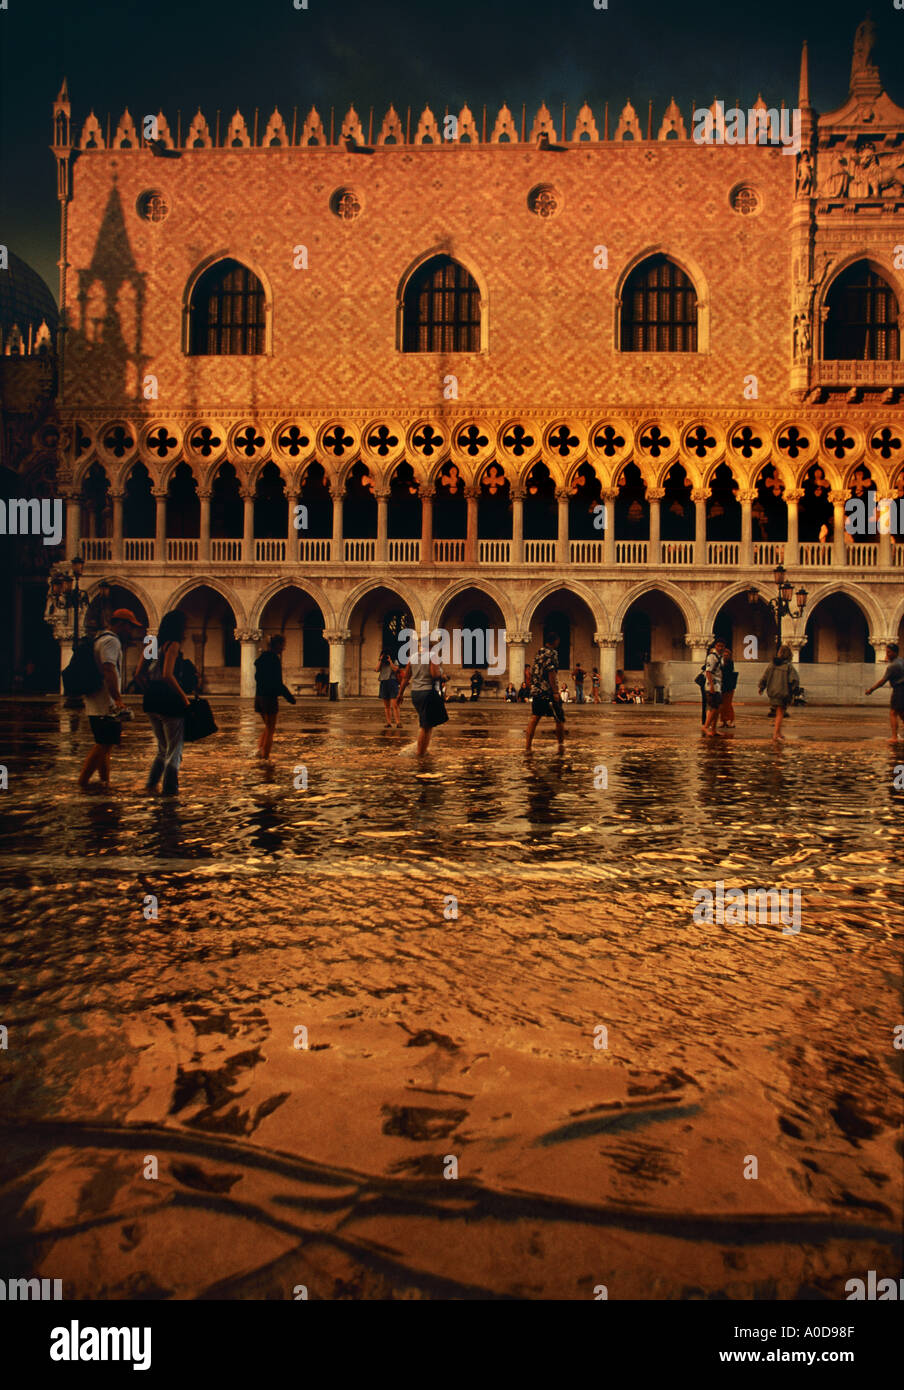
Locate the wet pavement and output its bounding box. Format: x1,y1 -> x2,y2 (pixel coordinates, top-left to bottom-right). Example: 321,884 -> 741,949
0,696 -> 901,1299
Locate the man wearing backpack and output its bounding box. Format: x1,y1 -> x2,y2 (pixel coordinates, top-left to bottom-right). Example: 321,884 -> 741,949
77,608 -> 144,790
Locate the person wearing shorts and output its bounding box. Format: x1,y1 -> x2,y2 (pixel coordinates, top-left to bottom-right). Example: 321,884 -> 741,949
702,639 -> 726,737
866,642 -> 904,742
591,668 -> 601,703
525,630 -> 566,752
407,641 -> 446,756
78,608 -> 144,790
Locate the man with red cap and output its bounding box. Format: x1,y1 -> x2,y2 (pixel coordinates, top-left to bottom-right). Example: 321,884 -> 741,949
78,607 -> 145,790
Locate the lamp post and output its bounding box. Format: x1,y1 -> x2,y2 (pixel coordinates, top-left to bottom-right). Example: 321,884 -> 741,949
747,563 -> 808,650
44,555 -> 89,705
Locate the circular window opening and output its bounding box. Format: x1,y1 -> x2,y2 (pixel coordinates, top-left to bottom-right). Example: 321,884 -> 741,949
528,184 -> 561,218
330,187 -> 362,220
137,190 -> 170,223
730,184 -> 761,216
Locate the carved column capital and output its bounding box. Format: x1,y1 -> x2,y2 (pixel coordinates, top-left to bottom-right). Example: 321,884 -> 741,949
234,627 -> 263,644
784,489 -> 805,505
691,488 -> 711,504
645,487 -> 666,501
323,628 -> 352,644
828,489 -> 849,506
594,632 -> 622,648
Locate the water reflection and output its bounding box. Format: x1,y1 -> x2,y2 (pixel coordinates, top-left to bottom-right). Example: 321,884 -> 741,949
0,698 -> 900,1299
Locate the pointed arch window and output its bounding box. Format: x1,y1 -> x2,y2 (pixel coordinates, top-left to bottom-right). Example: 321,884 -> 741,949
402,255 -> 481,353
823,261 -> 900,361
621,254 -> 698,352
188,259 -> 265,356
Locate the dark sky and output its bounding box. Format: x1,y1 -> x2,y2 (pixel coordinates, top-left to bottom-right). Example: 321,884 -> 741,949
1,0 -> 898,297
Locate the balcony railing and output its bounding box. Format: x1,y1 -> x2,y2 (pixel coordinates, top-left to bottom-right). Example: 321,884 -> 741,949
255,539 -> 286,562
344,538 -> 376,562
81,538 -> 112,561
752,542 -> 785,566
615,540 -> 648,564
845,543 -> 879,568
123,538 -> 155,561
798,542 -> 833,567
211,538 -> 242,562
661,541 -> 694,566
298,538 -> 331,563
529,539 -> 559,563
433,539 -> 466,562
80,534 -> 903,575
568,539 -> 603,564
707,541 -> 740,566
388,538 -> 420,564
167,538 -> 199,562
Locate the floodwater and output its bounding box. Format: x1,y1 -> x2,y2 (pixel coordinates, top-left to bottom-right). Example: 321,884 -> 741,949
0,697 -> 901,1300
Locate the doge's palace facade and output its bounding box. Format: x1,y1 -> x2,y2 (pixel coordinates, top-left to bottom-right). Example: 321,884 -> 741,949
50,17 -> 904,700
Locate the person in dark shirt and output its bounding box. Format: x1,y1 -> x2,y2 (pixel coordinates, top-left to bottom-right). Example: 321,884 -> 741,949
254,634 -> 296,760
525,630 -> 565,752
866,642 -> 904,742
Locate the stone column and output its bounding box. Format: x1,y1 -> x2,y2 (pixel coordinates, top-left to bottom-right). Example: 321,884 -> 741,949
198,490 -> 211,562
111,492 -> 124,561
877,499 -> 892,569
465,487 -> 479,564
602,489 -> 617,565
830,490 -> 847,567
556,489 -> 569,565
331,484 -> 343,561
511,487 -> 524,564
594,633 -> 620,702
323,627 -> 351,698
65,493 -> 80,552
506,630 -> 531,687
784,489 -> 802,564
692,489 -> 710,567
420,488 -> 434,566
286,492 -> 298,560
647,487 -> 664,562
376,491 -> 389,563
153,487 -> 167,560
242,488 -> 255,562
739,488 -> 756,566
685,632 -> 712,666
235,627 -> 263,697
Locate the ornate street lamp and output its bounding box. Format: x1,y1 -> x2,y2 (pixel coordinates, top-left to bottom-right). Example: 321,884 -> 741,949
747,564 -> 808,649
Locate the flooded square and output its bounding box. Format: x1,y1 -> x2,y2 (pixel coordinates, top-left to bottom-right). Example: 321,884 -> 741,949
0,698 -> 901,1299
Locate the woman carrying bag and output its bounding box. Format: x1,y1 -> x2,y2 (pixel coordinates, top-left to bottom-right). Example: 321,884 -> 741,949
137,609 -> 191,796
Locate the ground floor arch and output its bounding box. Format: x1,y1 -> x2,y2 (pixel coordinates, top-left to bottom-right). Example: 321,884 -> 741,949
258,584 -> 330,679
435,585 -> 509,693
801,592 -> 876,666
618,588 -> 688,695
169,583 -> 241,694
346,583 -> 422,696
525,586 -> 599,688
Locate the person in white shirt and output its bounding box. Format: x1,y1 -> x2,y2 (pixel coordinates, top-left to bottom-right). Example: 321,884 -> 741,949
78,608 -> 144,790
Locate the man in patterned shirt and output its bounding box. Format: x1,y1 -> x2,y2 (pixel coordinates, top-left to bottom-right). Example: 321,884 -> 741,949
525,629 -> 566,752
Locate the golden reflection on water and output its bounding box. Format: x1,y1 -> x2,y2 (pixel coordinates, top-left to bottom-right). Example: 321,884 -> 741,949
0,699 -> 901,1298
